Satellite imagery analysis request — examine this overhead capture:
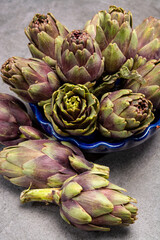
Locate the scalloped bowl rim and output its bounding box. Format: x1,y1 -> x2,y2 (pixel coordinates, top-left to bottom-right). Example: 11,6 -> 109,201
30,104 -> 160,151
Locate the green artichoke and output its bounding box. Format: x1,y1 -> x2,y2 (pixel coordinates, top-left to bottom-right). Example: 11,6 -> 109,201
0,93 -> 32,146
56,30 -> 104,84
0,139 -> 109,188
20,172 -> 137,232
1,57 -> 60,103
25,13 -> 69,66
98,89 -> 154,139
136,17 -> 160,60
42,83 -> 100,136
85,5 -> 138,73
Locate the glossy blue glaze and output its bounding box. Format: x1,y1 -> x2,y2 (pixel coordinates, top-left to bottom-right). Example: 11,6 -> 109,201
30,104 -> 160,153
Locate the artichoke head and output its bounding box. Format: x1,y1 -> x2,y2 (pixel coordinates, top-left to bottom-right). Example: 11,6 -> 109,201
25,13 -> 69,66
56,30 -> 104,84
136,16 -> 160,60
60,172 -> 137,231
0,93 -> 32,146
123,56 -> 160,110
0,139 -> 109,188
42,83 -> 100,137
85,5 -> 138,73
98,89 -> 154,139
1,57 -> 60,103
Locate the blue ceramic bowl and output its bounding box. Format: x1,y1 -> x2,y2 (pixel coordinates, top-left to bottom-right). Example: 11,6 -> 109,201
30,104 -> 160,153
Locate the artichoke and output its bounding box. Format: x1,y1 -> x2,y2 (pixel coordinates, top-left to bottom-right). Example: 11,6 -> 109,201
123,57 -> 160,110
0,139 -> 109,188
0,93 -> 32,146
1,57 -> 60,103
42,83 -> 100,136
25,13 -> 69,66
136,16 -> 160,60
85,5 -> 138,73
56,30 -> 104,84
98,89 -> 154,139
20,172 -> 137,232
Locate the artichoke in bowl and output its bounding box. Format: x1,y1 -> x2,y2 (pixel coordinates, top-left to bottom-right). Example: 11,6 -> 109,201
1,57 -> 60,103
56,30 -> 104,84
41,83 -> 100,137
85,5 -> 138,74
135,16 -> 160,60
123,58 -> 160,110
25,13 -> 69,67
98,89 -> 155,139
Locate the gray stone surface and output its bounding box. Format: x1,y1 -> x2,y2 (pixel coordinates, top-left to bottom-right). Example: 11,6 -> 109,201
0,0 -> 160,239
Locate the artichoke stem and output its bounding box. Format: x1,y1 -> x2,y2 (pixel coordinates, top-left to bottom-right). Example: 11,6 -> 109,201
20,188 -> 61,206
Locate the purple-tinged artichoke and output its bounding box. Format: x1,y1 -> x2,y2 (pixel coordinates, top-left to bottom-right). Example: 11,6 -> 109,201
122,56 -> 160,110
42,83 -> 100,136
20,172 -> 137,232
136,17 -> 160,60
98,89 -> 154,139
0,139 -> 109,188
25,13 -> 69,67
56,30 -> 104,84
1,57 -> 60,103
0,93 -> 32,146
85,5 -> 138,74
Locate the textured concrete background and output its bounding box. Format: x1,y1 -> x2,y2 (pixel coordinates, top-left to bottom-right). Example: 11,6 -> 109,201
0,0 -> 160,239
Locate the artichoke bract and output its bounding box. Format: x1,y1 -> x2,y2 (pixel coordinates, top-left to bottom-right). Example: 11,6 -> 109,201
42,83 -> 100,136
0,93 -> 32,146
0,139 -> 109,188
85,5 -> 138,74
1,57 -> 60,103
90,54 -> 150,99
56,30 -> 104,84
124,57 -> 160,110
136,17 -> 160,60
25,13 -> 69,66
89,73 -> 120,98
19,126 -> 48,140
98,89 -> 154,139
20,172 -> 137,232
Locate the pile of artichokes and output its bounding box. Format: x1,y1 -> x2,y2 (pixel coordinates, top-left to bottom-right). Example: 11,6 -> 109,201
1,5 -> 160,141
0,4 -> 160,232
